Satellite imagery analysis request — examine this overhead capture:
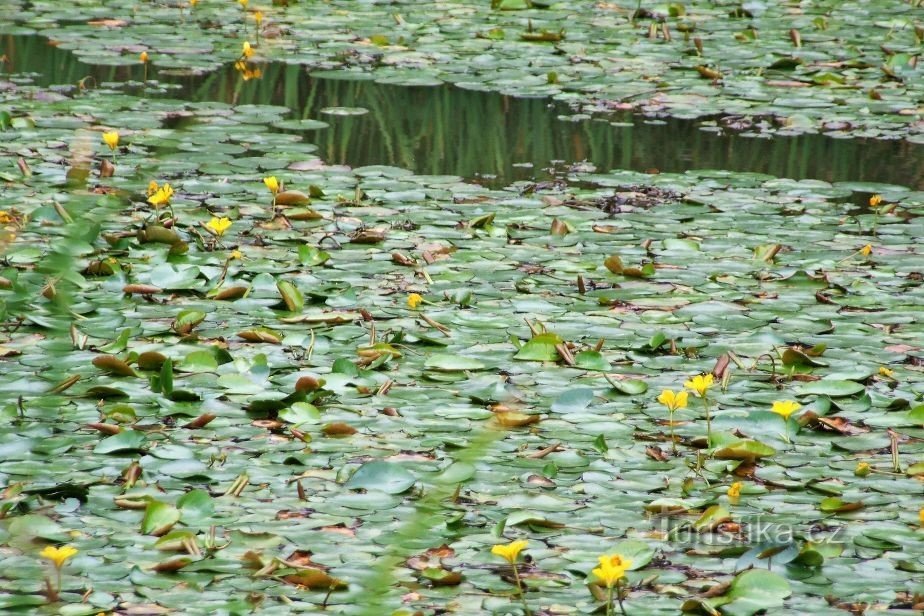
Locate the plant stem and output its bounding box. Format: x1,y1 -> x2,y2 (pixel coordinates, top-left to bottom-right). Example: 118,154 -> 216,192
616,577 -> 627,615
512,564 -> 531,616
669,410 -> 677,455
702,395 -> 711,446
606,585 -> 614,616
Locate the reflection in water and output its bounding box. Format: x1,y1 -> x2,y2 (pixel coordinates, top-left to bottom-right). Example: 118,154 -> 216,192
4,34 -> 923,189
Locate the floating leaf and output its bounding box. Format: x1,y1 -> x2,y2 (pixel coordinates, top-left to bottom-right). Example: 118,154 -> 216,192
92,354 -> 137,377
346,461 -> 416,494
141,501 -> 180,536
94,430 -> 147,454
424,354 -> 486,371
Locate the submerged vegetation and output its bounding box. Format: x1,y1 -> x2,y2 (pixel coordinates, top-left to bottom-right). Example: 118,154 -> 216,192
1,1 -> 924,615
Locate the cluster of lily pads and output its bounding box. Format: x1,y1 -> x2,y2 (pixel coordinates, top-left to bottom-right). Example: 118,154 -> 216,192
1,3 -> 924,616
1,0 -> 923,141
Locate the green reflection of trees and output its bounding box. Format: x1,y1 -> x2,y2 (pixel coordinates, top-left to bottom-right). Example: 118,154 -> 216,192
5,34 -> 923,189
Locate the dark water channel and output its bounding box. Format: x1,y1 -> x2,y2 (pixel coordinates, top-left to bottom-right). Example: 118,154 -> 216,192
4,33 -> 924,189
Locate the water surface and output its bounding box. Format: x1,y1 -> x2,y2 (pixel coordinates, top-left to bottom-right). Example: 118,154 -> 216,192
4,33 -> 923,189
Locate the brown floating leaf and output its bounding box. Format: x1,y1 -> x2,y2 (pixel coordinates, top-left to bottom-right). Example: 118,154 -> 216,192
274,190 -> 311,205
99,158 -> 115,178
183,413 -> 217,429
212,285 -> 249,301
494,411 -> 541,427
604,254 -> 624,274
86,422 -> 122,435
287,208 -> 323,221
392,251 -> 416,266
549,218 -> 570,236
322,422 -> 357,437
150,557 -> 192,573
92,354 -> 138,377
695,65 -> 722,79
138,225 -> 181,245
123,284 -> 162,295
350,229 -> 386,244
238,329 -> 282,344
813,417 -> 867,435
49,374 -> 81,394
283,569 -> 348,590
295,376 -> 322,393
136,352 -> 167,371
712,354 -> 730,380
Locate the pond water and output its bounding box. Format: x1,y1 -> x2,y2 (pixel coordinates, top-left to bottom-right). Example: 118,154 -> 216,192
4,33 -> 924,189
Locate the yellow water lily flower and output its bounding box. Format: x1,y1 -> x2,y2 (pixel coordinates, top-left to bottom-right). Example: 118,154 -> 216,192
139,51 -> 149,63
491,539 -> 528,564
657,389 -> 688,412
206,217 -> 232,237
254,10 -> 263,25
727,481 -> 742,501
239,0 -> 248,7
860,244 -> 872,256
229,250 -> 244,260
771,400 -> 801,420
102,131 -> 119,151
854,461 -> 871,477
878,366 -> 894,379
263,176 -> 280,194
40,545 -> 78,569
592,554 -> 631,589
147,183 -> 174,208
241,67 -> 262,81
242,41 -> 254,58
684,373 -> 714,398
407,293 -> 423,309
869,194 -> 882,207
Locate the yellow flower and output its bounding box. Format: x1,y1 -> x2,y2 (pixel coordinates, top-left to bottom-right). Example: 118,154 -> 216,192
727,481 -> 742,501
254,10 -> 263,25
147,183 -> 174,208
146,180 -> 160,196
491,539 -> 528,564
869,194 -> 883,207
854,461 -> 871,477
189,0 -> 198,5
242,41 -> 254,58
206,217 -> 232,237
0,211 -> 12,224
263,176 -> 280,194
683,374 -> 714,398
239,0 -> 248,7
592,554 -> 631,589
40,545 -> 78,569
229,250 -> 244,260
102,131 -> 119,151
140,51 -> 149,63
407,293 -> 423,309
878,366 -> 894,379
771,400 -> 801,420
860,244 -> 872,257
657,389 -> 688,412
919,507 -> 924,527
